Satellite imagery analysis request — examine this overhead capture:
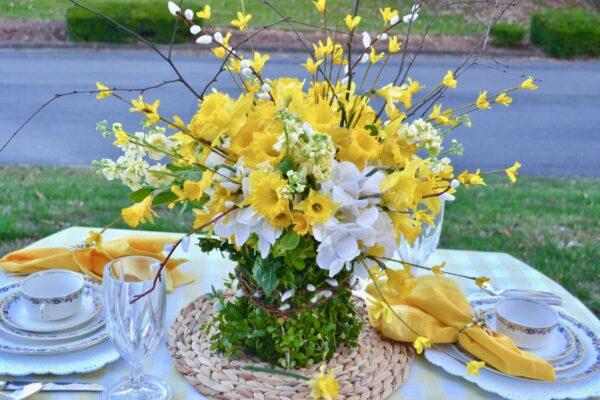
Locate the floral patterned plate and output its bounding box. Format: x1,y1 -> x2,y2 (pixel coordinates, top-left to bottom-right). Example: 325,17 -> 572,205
0,279 -> 102,333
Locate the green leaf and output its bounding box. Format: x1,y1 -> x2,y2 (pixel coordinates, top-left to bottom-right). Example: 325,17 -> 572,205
276,157 -> 294,174
178,170 -> 204,182
128,187 -> 154,202
252,257 -> 280,296
151,190 -> 179,206
279,231 -> 300,250
365,124 -> 379,137
165,163 -> 193,172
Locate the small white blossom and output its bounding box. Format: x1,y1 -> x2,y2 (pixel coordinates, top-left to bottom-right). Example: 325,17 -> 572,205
167,1 -> 180,16
196,35 -> 212,44
190,25 -> 201,35
362,31 -> 371,48
184,9 -> 194,20
281,289 -> 294,302
279,303 -> 291,311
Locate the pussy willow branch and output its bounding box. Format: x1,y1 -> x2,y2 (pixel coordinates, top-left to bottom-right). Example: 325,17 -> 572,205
167,0 -> 184,60
0,80 -> 180,154
130,207 -> 238,303
371,256 -> 479,281
69,0 -> 202,99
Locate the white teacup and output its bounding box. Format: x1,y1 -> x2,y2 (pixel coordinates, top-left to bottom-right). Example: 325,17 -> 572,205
495,297 -> 558,349
20,270 -> 85,321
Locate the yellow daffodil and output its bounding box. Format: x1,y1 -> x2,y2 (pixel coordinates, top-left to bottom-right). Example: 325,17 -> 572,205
121,195 -> 157,228
476,91 -> 490,110
442,70 -> 457,88
431,261 -> 445,277
112,125 -> 130,147
505,161 -> 521,183
369,47 -> 385,64
85,231 -> 103,249
371,300 -> 393,324
96,82 -> 112,99
520,76 -> 538,90
412,336 -> 431,355
292,211 -> 309,235
344,14 -> 361,30
196,5 -> 211,19
245,170 -> 289,221
337,127 -> 382,169
313,0 -> 326,14
388,36 -> 402,53
467,360 -> 486,376
252,51 -> 270,73
380,7 -> 398,24
212,32 -> 232,58
457,169 -> 486,187
303,57 -> 323,74
380,160 -> 422,211
172,171 -> 214,202
231,11 -> 252,30
130,96 -> 160,126
296,190 -> 338,224
495,92 -> 512,106
307,365 -> 339,400
475,276 -> 490,289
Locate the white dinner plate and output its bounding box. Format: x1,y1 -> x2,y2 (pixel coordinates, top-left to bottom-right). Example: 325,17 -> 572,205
0,279 -> 102,333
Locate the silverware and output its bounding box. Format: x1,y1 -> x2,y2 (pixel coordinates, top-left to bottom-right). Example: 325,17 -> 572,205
0,382 -> 44,400
0,381 -> 103,392
481,281 -> 562,305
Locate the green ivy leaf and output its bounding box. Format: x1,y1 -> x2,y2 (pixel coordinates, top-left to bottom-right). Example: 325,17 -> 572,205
276,157 -> 295,174
279,231 -> 300,250
252,257 -> 280,296
128,187 -> 154,202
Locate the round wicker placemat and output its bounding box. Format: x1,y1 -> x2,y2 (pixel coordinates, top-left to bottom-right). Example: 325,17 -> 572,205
168,292 -> 415,400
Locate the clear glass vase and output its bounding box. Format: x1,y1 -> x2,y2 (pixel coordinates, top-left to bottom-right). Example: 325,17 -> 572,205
397,200 -> 445,266
102,256 -> 171,400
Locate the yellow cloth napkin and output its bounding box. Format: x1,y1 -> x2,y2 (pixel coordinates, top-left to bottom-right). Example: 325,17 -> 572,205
0,236 -> 194,292
366,274 -> 555,381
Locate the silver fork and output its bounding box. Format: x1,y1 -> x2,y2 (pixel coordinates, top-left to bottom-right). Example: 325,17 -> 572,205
480,281 -> 562,305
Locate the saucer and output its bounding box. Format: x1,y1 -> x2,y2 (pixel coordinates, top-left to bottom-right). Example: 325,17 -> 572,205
0,326 -> 108,355
0,279 -> 102,333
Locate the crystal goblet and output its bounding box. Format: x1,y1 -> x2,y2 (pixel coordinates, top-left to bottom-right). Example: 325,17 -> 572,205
398,200 -> 445,266
102,256 -> 171,400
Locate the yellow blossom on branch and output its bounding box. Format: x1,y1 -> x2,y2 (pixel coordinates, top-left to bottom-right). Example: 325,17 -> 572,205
231,11 -> 252,30
85,231 -> 103,249
431,261 -> 446,277
475,276 -> 490,289
442,70 -> 457,88
388,36 -> 402,53
196,5 -> 211,19
412,336 -> 431,355
313,0 -> 326,14
121,195 -> 157,228
504,161 -> 521,183
495,92 -> 512,106
252,51 -> 270,73
130,96 -> 160,127
303,58 -> 323,74
212,32 -> 232,58
344,14 -> 361,30
369,47 -> 385,64
380,7 -> 398,24
476,91 -> 491,110
467,360 -> 486,376
371,300 -> 393,324
457,169 -> 486,187
520,76 -> 538,90
96,82 -> 112,99
307,365 -> 339,400
112,125 -> 130,147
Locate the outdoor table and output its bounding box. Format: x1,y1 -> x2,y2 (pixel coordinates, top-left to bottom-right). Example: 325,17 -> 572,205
0,226 -> 598,399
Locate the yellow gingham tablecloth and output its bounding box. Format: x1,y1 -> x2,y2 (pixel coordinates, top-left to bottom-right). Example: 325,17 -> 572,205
0,226 -> 598,400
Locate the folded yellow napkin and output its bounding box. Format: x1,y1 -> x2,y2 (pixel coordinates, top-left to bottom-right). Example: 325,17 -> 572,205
0,236 -> 194,292
366,274 -> 555,381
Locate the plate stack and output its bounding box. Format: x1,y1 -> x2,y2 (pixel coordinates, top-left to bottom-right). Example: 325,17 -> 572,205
0,276 -> 119,375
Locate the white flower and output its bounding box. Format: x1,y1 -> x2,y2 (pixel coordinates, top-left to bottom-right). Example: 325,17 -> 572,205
167,1 -> 180,16
361,31 -> 371,48
184,9 -> 194,20
190,25 -> 201,35
145,163 -> 174,187
315,222 -> 372,277
306,284 -> 316,292
326,278 -> 338,287
146,132 -> 172,160
196,35 -> 212,44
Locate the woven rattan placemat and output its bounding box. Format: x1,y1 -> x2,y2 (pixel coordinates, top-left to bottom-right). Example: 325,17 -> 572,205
168,292 -> 414,400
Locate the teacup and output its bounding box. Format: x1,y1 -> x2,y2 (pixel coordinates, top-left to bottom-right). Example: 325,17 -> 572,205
494,297 -> 558,349
20,270 -> 85,321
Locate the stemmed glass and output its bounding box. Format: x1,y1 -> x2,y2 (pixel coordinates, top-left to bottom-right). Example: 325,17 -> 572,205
398,200 -> 445,266
103,256 -> 171,400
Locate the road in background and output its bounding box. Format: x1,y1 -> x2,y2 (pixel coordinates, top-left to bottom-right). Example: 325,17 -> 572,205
1,48 -> 599,177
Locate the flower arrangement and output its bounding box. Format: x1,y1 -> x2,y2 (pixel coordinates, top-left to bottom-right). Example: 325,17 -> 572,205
52,0 -> 535,374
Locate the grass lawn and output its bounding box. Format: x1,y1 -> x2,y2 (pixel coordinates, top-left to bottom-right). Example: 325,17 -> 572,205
0,165 -> 598,315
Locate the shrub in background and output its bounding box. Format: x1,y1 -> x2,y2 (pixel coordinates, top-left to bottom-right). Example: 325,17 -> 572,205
67,0 -> 203,44
531,9 -> 600,58
490,23 -> 526,47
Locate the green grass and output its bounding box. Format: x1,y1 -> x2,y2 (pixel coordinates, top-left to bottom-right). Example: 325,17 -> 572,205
0,165 -> 598,315
2,0 -> 486,36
